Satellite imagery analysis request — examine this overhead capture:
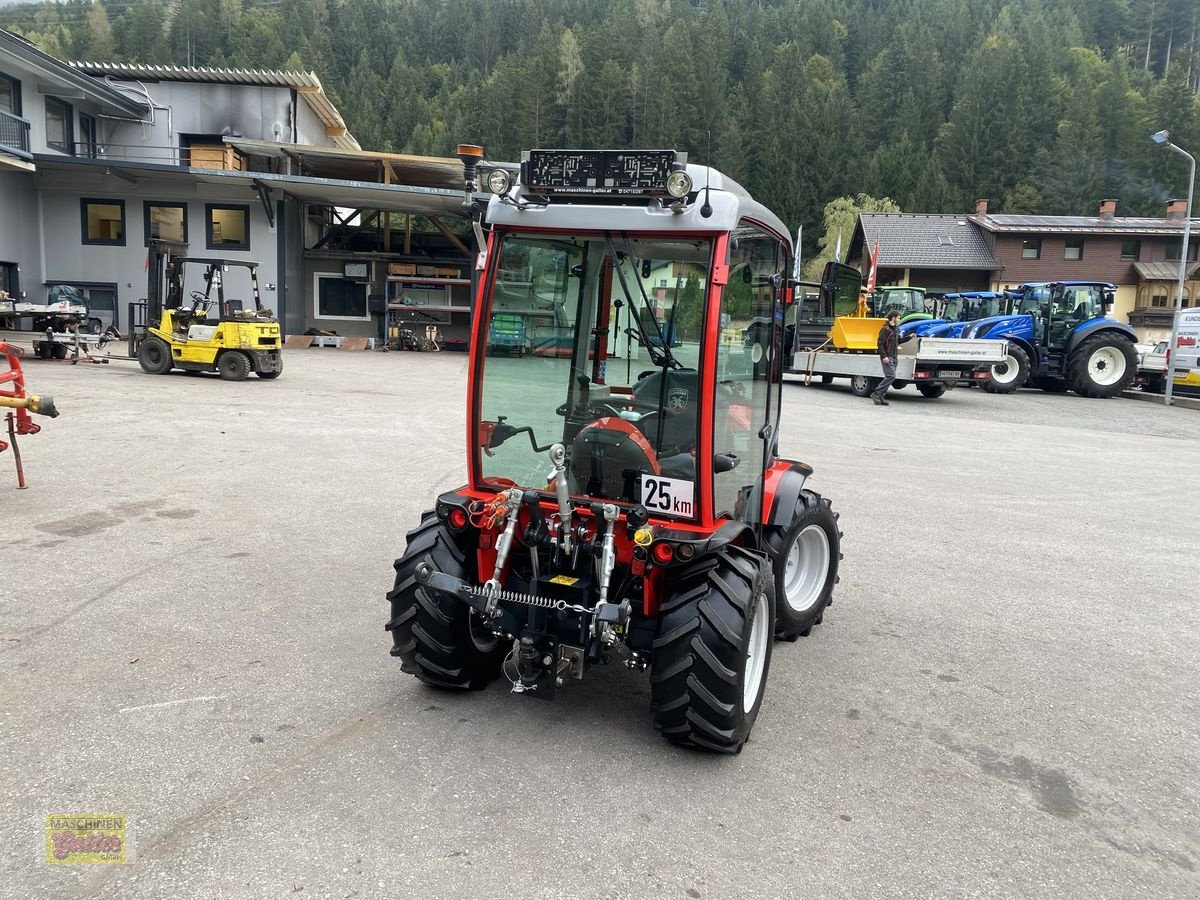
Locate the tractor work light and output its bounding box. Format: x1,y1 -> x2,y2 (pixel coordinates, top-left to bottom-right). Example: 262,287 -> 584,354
486,168 -> 512,195
665,169 -> 693,199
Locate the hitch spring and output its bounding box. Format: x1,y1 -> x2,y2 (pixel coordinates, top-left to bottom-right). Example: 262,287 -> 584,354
469,586 -> 593,617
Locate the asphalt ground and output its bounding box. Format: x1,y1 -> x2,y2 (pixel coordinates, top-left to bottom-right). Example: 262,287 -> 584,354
2,349 -> 1198,900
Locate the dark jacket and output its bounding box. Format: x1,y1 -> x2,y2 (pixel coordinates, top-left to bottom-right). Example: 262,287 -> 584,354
877,322 -> 900,359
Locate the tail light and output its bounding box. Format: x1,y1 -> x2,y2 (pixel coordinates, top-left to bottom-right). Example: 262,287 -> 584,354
651,542 -> 674,565
447,507 -> 468,530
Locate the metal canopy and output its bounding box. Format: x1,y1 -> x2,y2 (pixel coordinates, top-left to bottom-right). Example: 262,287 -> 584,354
1133,261 -> 1199,281
223,138 -> 467,191
32,156 -> 470,217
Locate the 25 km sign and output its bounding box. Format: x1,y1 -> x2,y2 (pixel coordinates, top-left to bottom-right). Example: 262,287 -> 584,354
640,475 -> 694,517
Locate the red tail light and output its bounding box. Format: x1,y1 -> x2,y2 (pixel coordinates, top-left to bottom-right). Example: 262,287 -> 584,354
448,507 -> 468,530
651,542 -> 674,565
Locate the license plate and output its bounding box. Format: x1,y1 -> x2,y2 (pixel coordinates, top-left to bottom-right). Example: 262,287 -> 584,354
937,369 -> 962,378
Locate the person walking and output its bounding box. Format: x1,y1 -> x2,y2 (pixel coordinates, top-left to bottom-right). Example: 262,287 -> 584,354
872,311 -> 903,405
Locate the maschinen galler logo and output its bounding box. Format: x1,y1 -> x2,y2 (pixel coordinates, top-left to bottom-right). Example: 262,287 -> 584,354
44,815 -> 127,864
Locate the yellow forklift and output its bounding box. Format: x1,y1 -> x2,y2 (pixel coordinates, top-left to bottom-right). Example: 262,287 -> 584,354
134,240 -> 282,380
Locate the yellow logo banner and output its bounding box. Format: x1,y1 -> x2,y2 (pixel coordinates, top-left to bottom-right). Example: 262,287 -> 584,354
45,815 -> 127,865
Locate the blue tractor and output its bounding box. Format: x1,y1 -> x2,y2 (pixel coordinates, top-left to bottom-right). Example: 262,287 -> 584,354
962,281 -> 1138,397
899,291 -> 1008,340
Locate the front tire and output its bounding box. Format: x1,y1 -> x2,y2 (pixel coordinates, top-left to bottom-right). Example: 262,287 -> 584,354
849,374 -> 879,397
764,490 -> 841,639
217,351 -> 251,381
137,336 -> 173,374
650,546 -> 774,753
386,512 -> 506,690
1067,336 -> 1137,398
982,345 -> 1030,394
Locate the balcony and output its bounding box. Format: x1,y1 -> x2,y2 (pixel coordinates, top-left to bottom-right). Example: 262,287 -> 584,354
0,108 -> 31,158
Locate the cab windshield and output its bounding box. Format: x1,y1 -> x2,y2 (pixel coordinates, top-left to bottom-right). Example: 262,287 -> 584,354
476,231 -> 712,511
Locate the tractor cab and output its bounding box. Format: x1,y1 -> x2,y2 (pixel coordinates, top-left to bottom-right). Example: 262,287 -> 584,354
475,214 -> 777,524
870,286 -> 928,323
384,147 -> 843,754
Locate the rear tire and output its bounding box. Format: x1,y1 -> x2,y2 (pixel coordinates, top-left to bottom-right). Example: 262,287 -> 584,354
650,546 -> 774,754
1067,335 -> 1137,398
763,490 -> 842,640
918,383 -> 947,398
982,345 -> 1030,394
51,343 -> 68,359
137,336 -> 173,374
849,374 -> 878,398
217,351 -> 251,381
386,512 -> 506,690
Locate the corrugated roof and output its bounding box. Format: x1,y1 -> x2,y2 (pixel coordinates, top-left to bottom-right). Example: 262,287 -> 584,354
858,214 -> 1001,270
69,61 -> 359,151
975,213 -> 1195,235
1133,261 -> 1200,281
0,31 -> 148,117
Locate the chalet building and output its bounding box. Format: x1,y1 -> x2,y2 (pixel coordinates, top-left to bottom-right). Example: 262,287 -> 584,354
850,198 -> 1198,342
0,30 -> 478,344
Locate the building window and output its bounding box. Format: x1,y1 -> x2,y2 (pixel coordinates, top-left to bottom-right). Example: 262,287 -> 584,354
78,113 -> 97,157
1021,239 -> 1041,259
80,199 -> 125,245
1064,238 -> 1084,261
1151,291 -> 1168,308
45,96 -> 73,154
314,274 -> 368,320
205,204 -> 250,251
144,202 -> 187,244
1165,239 -> 1198,262
1120,240 -> 1140,261
0,72 -> 20,116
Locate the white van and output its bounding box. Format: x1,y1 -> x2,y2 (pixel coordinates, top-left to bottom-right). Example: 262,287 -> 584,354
1170,309 -> 1200,392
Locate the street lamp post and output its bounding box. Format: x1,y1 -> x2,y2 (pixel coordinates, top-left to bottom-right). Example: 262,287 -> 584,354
1151,130 -> 1196,407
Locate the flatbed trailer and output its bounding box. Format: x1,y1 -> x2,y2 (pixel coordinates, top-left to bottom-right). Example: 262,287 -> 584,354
788,336 -> 1010,398
0,299 -> 116,363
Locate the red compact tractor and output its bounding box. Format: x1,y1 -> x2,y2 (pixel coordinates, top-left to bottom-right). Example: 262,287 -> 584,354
386,148 -> 841,753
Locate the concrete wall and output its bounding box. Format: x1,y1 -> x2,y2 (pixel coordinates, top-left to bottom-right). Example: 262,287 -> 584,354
100,82 -> 297,165
29,170 -> 278,326
0,171 -> 42,292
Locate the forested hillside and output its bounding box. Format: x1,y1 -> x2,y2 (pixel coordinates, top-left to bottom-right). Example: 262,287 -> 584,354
4,0 -> 1199,256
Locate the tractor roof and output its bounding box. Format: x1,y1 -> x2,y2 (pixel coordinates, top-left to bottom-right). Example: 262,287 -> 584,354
486,162 -> 790,245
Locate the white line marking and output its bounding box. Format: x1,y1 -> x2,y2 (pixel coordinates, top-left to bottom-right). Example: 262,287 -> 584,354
118,695 -> 224,714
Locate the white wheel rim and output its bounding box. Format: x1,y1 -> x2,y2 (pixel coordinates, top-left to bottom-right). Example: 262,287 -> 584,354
852,375 -> 867,392
784,524 -> 831,613
1088,346 -> 1126,386
743,588 -> 770,712
991,354 -> 1020,384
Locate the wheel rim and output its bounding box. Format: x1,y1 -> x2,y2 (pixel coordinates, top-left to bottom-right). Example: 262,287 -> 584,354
991,354 -> 1019,384
1088,346 -> 1126,386
851,375 -> 867,393
784,524 -> 831,613
743,588 -> 770,712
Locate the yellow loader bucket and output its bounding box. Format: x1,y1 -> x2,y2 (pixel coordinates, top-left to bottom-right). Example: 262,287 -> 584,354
830,315 -> 886,351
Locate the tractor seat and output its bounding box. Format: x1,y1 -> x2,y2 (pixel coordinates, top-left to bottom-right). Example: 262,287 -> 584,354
570,417 -> 661,503
631,368 -> 700,455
